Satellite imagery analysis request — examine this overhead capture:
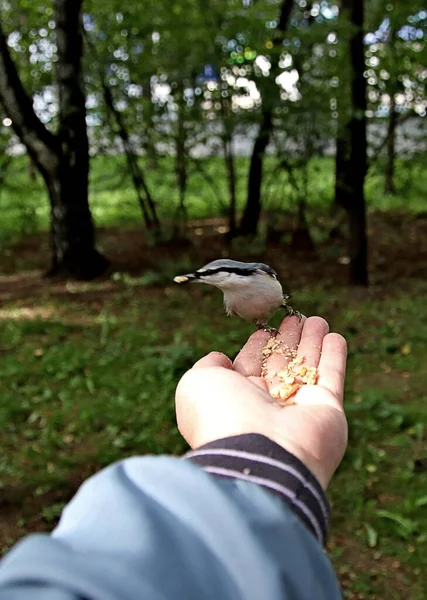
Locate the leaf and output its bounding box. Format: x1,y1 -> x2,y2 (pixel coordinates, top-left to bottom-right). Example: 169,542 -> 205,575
86,377 -> 95,394
400,343 -> 411,355
414,495 -> 427,508
364,522 -> 378,548
375,509 -> 417,538
41,502 -> 65,523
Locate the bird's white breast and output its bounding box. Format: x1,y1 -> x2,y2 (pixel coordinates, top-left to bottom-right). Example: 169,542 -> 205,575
222,276 -> 284,322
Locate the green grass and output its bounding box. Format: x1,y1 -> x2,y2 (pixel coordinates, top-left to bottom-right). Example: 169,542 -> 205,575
0,275 -> 426,598
0,154 -> 426,242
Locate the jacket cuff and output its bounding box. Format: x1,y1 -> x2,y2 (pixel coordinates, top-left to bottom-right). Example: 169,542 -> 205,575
184,433 -> 330,546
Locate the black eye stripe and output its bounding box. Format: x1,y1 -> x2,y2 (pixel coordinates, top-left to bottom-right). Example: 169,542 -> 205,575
196,267 -> 277,278
196,267 -> 254,278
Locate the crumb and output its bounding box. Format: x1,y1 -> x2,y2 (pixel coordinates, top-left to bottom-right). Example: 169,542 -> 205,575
261,339 -> 319,405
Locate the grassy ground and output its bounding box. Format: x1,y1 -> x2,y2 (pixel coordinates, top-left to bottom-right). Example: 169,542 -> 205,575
1,161 -> 427,598
1,265 -> 426,599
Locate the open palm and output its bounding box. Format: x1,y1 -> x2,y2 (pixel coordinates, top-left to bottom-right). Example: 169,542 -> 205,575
176,316 -> 348,489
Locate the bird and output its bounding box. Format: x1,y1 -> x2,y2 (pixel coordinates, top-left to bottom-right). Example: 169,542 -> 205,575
173,259 -> 301,333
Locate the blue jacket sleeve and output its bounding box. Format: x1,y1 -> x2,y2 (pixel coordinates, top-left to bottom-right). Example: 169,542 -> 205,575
0,437 -> 341,600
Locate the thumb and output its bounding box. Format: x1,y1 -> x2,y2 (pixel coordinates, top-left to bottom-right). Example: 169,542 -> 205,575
192,351 -> 232,370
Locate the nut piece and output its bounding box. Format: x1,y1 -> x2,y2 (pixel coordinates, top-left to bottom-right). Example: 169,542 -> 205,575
279,383 -> 301,400
261,340 -> 319,406
270,385 -> 283,399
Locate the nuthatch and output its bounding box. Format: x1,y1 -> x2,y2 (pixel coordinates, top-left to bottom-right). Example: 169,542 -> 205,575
174,259 -> 301,332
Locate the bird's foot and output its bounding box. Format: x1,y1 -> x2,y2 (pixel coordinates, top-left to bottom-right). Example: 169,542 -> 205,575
255,321 -> 279,335
283,305 -> 302,321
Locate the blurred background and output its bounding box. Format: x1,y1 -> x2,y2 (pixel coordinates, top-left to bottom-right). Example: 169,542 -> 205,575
0,1 -> 426,598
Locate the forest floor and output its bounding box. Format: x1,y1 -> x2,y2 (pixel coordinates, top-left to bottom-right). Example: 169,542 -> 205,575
1,211 -> 427,599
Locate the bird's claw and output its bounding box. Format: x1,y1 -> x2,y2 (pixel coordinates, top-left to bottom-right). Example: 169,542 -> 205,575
263,325 -> 279,335
283,305 -> 302,321
254,321 -> 279,335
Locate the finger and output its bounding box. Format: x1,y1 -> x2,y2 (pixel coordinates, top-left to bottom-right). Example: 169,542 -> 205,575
233,329 -> 271,377
317,333 -> 347,403
296,316 -> 330,368
192,352 -> 232,370
263,315 -> 306,388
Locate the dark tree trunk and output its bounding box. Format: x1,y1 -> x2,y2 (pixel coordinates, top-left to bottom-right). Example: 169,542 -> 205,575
240,111 -> 273,235
335,0 -> 368,286
0,0 -> 109,280
48,0 -> 108,278
224,137 -> 237,236
174,83 -> 187,233
239,0 -> 294,236
45,167 -> 108,279
384,21 -> 397,196
384,94 -> 397,195
334,135 -> 352,211
219,95 -> 237,237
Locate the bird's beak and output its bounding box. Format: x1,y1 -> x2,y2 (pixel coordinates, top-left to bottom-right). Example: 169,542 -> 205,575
173,273 -> 197,284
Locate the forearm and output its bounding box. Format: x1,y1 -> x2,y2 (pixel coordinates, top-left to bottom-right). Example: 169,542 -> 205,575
0,436 -> 341,600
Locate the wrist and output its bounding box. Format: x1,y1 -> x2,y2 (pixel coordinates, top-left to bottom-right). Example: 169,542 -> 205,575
270,439 -> 329,490
184,433 -> 330,546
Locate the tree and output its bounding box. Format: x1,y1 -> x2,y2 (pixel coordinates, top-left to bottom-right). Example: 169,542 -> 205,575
0,0 -> 109,279
238,0 -> 295,236
335,0 -> 369,286
365,2 -> 427,194
84,30 -> 161,234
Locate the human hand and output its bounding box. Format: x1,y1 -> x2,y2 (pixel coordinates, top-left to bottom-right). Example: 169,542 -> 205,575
175,316 -> 348,489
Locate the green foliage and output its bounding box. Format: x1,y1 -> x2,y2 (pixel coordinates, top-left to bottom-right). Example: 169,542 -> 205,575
1,0 -> 425,240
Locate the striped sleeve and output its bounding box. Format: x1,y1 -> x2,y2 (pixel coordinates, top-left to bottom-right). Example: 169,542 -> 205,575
184,434 -> 330,546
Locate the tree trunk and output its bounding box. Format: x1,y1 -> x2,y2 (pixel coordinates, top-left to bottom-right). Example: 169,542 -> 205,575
239,111 -> 273,236
174,83 -> 187,234
219,94 -> 237,237
334,134 -> 352,211
45,165 -> 108,279
348,201 -> 368,285
49,0 -> 108,278
239,0 -> 294,236
224,137 -> 237,237
0,0 -> 109,279
336,0 -> 369,286
384,94 -> 397,195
